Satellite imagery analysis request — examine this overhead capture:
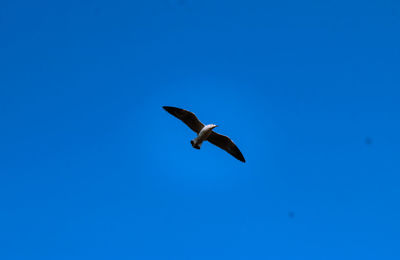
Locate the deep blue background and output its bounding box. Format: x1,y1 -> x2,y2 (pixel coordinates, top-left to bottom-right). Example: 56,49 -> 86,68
1,0 -> 400,259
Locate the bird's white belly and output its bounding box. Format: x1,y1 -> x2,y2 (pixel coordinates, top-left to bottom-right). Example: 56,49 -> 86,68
194,124 -> 217,145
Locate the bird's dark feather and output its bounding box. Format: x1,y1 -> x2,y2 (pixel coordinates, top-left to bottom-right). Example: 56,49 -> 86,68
163,106 -> 204,133
207,132 -> 246,162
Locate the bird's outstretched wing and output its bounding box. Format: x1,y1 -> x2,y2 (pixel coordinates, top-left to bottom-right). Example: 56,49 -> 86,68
163,106 -> 204,133
207,131 -> 246,162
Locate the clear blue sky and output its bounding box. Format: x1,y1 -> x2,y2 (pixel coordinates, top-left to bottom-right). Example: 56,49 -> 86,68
1,0 -> 400,259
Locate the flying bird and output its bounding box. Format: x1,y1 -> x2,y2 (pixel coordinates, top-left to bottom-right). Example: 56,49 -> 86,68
163,106 -> 245,162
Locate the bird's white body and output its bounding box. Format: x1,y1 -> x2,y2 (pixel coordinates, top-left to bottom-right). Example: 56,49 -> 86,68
191,124 -> 217,149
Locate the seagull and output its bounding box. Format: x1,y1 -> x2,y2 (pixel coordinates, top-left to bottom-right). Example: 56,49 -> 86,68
163,106 -> 246,162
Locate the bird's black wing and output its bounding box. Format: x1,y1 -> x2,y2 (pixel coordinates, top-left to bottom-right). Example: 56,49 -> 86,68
163,106 -> 204,133
207,131 -> 245,162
